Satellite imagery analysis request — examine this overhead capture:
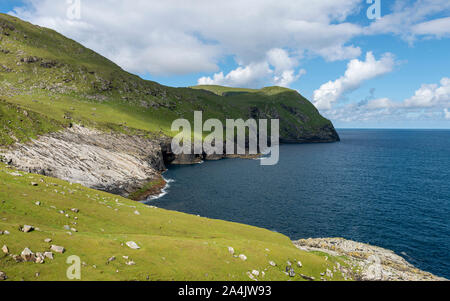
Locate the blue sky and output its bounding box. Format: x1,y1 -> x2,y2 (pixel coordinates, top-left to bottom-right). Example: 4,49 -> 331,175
2,0 -> 449,128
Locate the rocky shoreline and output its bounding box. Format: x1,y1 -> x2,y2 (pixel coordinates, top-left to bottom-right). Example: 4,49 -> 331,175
294,238 -> 446,281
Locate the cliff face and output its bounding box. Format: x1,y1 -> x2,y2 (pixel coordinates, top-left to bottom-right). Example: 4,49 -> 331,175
1,125 -> 165,197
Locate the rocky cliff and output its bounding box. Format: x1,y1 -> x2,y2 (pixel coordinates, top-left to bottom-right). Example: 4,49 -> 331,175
0,125 -> 165,197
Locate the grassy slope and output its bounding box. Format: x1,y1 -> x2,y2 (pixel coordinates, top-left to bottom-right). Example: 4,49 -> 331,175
0,13 -> 334,146
0,163 -> 347,281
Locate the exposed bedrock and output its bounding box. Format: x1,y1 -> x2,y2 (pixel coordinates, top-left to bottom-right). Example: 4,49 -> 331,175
0,125 -> 165,197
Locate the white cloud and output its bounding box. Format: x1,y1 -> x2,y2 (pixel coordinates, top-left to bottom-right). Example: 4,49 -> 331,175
412,17 -> 450,37
445,108 -> 450,119
198,48 -> 305,88
403,77 -> 450,108
313,52 -> 396,110
321,77 -> 450,124
365,0 -> 450,42
9,0 -> 364,76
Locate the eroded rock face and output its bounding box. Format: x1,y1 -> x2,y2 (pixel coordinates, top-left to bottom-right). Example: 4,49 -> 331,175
293,238 -> 446,281
0,125 -> 166,197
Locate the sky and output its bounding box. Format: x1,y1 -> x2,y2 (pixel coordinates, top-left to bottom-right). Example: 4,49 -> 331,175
1,0 -> 449,129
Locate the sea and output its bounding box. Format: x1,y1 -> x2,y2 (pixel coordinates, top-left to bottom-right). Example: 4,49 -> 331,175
145,129 -> 450,278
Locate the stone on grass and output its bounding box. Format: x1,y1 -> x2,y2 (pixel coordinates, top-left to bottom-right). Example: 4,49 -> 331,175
297,261 -> 302,268
126,241 -> 140,250
251,270 -> 260,277
228,247 -> 235,255
50,245 -> 65,254
134,210 -> 140,215
71,208 -> 79,213
44,252 -> 54,260
246,272 -> 257,281
0,271 -> 7,281
31,182 -> 38,186
108,256 -> 116,263
269,261 -> 276,267
239,254 -> 247,261
35,201 -> 41,206
63,225 -> 70,230
21,248 -> 35,262
44,238 -> 52,243
2,245 -> 8,254
35,253 -> 45,264
22,225 -> 34,233
126,260 -> 136,266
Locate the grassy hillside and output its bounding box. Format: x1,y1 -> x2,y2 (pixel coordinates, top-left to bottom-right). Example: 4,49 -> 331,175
0,13 -> 337,146
0,163 -> 348,281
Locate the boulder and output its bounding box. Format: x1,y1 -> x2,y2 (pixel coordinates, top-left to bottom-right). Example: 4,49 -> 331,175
0,271 -> 7,281
239,254 -> 247,261
50,245 -> 65,254
2,245 -> 8,254
21,225 -> 34,233
297,261 -> 303,268
21,247 -> 35,262
44,238 -> 52,243
35,253 -> 45,264
71,208 -> 79,213
228,247 -> 235,255
126,241 -> 140,250
44,252 -> 54,260
126,260 -> 136,266
251,270 -> 260,276
269,261 -> 276,267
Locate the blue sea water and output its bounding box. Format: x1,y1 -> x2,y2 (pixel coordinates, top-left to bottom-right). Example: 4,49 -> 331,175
147,130 -> 450,278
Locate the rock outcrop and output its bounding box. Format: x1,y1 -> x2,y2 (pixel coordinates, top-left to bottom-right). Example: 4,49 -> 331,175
294,238 -> 446,281
0,125 -> 165,197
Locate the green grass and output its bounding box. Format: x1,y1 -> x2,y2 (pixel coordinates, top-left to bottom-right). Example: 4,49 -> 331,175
0,163 -> 349,281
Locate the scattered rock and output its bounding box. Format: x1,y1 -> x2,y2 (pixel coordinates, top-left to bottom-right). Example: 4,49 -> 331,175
269,261 -> 276,267
288,268 -> 296,277
21,247 -> 35,262
2,245 -> 8,254
0,271 -> 7,281
71,228 -> 78,233
326,269 -> 333,278
108,256 -> 116,263
50,245 -> 65,254
297,261 -> 302,268
21,225 -> 34,233
35,201 -> 41,206
63,225 -> 71,230
287,261 -> 292,266
251,270 -> 260,277
44,252 -> 54,260
239,254 -> 247,261
71,208 -> 79,213
44,238 -> 52,243
126,241 -> 140,250
126,260 -> 136,266
246,272 -> 257,281
228,247 -> 235,255
31,182 -> 38,186
300,274 -> 315,281
3,230 -> 9,235
35,253 -> 45,264
134,210 -> 140,215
